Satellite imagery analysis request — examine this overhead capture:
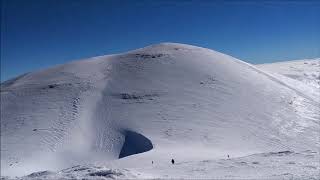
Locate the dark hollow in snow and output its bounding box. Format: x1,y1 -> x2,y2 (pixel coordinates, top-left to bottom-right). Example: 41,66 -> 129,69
119,130 -> 153,158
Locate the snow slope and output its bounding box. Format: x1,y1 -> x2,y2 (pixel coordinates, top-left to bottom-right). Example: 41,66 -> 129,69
1,43 -> 319,179
257,58 -> 320,89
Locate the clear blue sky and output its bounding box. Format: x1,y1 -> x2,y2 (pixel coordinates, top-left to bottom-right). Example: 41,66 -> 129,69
1,0 -> 320,81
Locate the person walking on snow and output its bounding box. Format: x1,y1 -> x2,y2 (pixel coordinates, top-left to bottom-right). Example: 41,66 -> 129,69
171,159 -> 175,164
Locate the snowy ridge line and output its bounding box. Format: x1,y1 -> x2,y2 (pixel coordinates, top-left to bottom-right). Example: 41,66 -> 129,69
233,57 -> 319,106
257,57 -> 320,65
256,59 -> 320,93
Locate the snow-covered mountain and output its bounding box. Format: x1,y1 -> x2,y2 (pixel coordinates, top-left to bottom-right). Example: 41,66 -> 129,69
1,43 -> 319,179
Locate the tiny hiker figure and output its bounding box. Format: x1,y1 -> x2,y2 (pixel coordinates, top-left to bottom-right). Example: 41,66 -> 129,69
171,159 -> 175,164
227,154 -> 230,158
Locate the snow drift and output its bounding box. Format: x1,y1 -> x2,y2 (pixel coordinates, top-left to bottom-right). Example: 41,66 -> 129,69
1,43 -> 319,178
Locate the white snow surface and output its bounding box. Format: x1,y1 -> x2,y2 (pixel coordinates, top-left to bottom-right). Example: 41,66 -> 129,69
257,58 -> 320,89
1,43 -> 319,179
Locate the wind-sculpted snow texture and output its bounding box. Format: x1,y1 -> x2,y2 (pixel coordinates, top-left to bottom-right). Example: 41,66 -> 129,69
1,43 -> 319,179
